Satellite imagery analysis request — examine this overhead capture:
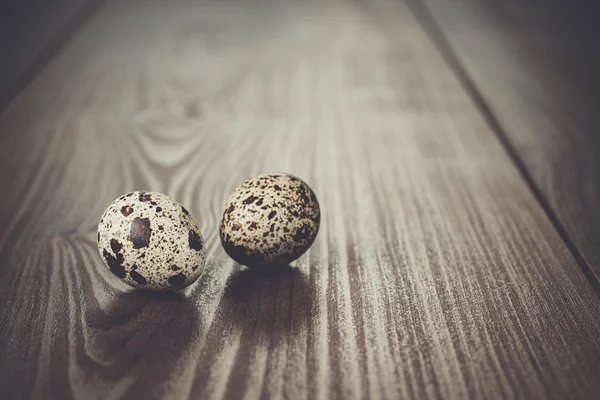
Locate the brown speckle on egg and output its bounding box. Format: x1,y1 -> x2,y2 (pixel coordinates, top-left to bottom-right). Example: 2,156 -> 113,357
188,230 -> 203,251
103,249 -> 126,278
110,239 -> 122,254
130,270 -> 147,285
121,205 -> 134,216
97,191 -> 206,291
138,192 -> 152,202
129,217 -> 152,249
219,173 -> 320,267
168,273 -> 186,286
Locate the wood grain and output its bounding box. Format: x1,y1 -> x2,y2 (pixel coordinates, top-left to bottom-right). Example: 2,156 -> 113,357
0,0 -> 600,399
422,0 -> 600,284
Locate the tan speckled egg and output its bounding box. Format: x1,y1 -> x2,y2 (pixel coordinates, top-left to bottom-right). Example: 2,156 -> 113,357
220,173 -> 320,267
97,191 -> 206,291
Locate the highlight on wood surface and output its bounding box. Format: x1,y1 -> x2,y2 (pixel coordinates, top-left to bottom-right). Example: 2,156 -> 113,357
0,0 -> 599,399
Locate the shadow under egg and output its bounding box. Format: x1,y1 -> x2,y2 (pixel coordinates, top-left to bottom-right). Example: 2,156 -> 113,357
222,263 -> 311,336
82,288 -> 200,397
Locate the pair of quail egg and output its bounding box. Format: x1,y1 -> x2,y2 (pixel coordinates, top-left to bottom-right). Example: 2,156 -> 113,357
97,173 -> 320,291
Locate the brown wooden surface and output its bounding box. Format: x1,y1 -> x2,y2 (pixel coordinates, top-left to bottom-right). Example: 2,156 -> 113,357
423,0 -> 600,284
1,0 -> 600,399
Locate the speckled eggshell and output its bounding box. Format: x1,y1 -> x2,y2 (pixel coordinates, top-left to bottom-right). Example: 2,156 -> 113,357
97,191 -> 206,291
220,173 -> 320,267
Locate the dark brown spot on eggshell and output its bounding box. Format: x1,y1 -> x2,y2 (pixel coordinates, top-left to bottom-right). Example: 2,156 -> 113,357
243,195 -> 258,205
139,192 -> 152,202
294,225 -> 310,241
110,238 -> 122,254
103,249 -> 126,278
221,241 -> 251,265
168,273 -> 186,286
130,217 -> 152,249
130,270 -> 148,285
121,205 -> 134,216
188,230 -> 203,250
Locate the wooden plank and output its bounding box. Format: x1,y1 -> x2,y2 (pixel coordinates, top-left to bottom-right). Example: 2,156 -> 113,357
0,0 -> 599,398
0,0 -> 104,108
421,0 -> 600,284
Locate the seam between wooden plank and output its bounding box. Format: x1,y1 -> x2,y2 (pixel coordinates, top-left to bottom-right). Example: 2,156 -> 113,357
0,0 -> 110,115
403,0 -> 600,295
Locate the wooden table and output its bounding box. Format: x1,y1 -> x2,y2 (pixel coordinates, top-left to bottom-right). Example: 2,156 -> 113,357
1,0 -> 599,398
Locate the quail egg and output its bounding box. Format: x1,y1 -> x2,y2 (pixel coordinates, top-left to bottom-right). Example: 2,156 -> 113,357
220,173 -> 320,267
97,191 -> 206,290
